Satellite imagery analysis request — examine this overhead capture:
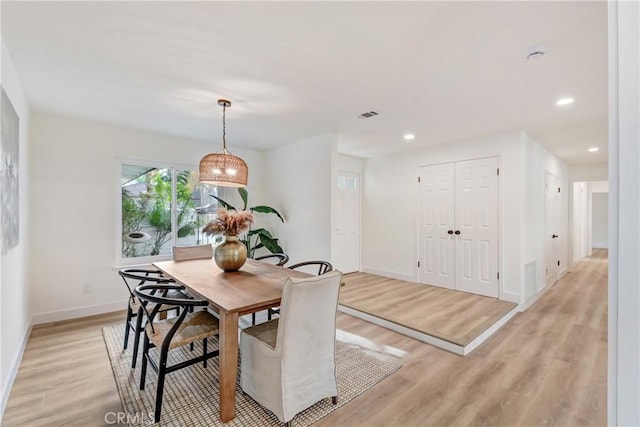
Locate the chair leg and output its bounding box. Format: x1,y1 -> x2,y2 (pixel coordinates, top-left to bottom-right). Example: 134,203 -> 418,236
139,335 -> 149,390
268,309 -> 272,321
154,349 -> 169,423
332,396 -> 338,405
252,312 -> 256,326
203,338 -> 208,368
284,421 -> 291,427
131,311 -> 144,368
123,307 -> 133,350
190,342 -> 194,352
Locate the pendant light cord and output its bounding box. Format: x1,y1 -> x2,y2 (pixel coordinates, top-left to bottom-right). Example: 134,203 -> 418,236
222,103 -> 227,152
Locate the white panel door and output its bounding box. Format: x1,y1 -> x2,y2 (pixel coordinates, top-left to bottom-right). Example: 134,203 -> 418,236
454,158 -> 499,298
334,172 -> 360,273
418,163 -> 455,289
545,172 -> 560,287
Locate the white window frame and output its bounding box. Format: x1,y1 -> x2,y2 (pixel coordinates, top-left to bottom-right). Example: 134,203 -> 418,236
115,157 -> 198,267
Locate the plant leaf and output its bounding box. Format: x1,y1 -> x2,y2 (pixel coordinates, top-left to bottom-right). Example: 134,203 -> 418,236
209,194 -> 236,211
177,224 -> 194,238
247,228 -> 274,238
259,234 -> 284,254
238,188 -> 248,210
251,205 -> 285,222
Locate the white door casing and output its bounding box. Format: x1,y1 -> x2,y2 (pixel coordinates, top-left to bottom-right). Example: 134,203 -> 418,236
334,172 -> 360,273
453,158 -> 499,298
418,163 -> 455,289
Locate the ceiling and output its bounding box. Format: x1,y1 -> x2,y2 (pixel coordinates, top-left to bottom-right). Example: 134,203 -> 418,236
2,1 -> 608,164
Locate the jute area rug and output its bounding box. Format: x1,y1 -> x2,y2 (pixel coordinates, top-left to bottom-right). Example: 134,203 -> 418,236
102,323 -> 401,426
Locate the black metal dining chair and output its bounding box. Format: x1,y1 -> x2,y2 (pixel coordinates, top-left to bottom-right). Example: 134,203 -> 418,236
135,283 -> 220,423
119,268 -> 190,368
268,260 -> 334,320
254,253 -> 289,266
252,253 -> 290,325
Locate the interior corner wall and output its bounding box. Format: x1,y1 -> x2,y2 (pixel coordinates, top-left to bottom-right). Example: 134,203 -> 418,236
28,112 -> 263,324
1,42 -> 32,418
521,133 -> 569,299
362,132 -> 525,303
592,192 -> 609,248
263,134 -> 333,265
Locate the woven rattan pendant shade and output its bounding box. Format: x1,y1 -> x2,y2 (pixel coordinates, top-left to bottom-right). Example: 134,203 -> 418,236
199,99 -> 248,187
199,150 -> 248,187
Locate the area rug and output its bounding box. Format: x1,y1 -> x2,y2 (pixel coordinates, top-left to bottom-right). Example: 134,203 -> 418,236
102,323 -> 401,426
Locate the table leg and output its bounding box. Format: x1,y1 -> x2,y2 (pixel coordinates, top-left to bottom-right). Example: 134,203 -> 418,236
219,311 -> 239,422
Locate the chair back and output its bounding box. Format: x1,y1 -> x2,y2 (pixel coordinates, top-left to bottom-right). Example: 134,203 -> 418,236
119,268 -> 173,300
133,283 -> 208,334
172,244 -> 213,261
276,271 -> 342,370
287,260 -> 333,276
254,253 -> 289,266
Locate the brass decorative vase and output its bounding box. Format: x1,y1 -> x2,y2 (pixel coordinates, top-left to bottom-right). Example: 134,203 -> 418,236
214,235 -> 247,272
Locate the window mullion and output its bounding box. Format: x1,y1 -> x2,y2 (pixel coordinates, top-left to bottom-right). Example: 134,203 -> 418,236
171,167 -> 178,249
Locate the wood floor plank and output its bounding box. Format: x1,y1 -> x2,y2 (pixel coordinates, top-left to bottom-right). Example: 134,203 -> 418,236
2,250 -> 607,426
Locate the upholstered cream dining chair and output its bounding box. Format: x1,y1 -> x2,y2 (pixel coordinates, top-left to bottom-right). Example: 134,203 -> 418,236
240,270 -> 343,426
172,243 -> 213,261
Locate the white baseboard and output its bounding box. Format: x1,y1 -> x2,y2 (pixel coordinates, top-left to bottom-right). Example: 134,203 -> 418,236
360,266 -> 415,283
592,242 -> 609,249
0,319 -> 33,421
32,300 -> 126,326
500,291 -> 521,304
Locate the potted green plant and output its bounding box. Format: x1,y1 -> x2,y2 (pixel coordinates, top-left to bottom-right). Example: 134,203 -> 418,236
210,188 -> 285,258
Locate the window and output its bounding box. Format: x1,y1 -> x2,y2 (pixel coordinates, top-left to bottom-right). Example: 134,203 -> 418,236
117,161 -> 219,265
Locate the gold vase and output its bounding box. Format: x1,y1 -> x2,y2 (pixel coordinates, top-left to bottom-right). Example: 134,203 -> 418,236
214,235 -> 247,272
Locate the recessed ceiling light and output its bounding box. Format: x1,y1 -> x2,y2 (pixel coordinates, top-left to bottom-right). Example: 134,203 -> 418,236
403,133 -> 415,141
556,97 -> 575,106
588,147 -> 599,153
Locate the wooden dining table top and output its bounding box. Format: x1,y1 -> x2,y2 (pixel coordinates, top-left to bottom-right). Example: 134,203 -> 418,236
152,257 -> 310,314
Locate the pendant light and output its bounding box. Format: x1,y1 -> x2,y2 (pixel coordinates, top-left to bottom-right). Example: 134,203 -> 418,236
199,99 -> 248,187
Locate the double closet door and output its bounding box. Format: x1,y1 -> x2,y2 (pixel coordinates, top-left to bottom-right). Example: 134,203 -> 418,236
418,157 -> 499,298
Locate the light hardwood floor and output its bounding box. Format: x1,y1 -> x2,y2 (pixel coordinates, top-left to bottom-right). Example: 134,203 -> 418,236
340,272 -> 517,346
2,250 -> 607,426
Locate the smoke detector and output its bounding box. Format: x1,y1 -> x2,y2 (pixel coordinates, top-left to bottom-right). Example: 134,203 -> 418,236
357,110 -> 380,119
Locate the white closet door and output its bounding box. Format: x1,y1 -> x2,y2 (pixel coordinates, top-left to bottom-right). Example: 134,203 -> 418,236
418,163 -> 455,289
545,172 -> 560,287
454,157 -> 499,298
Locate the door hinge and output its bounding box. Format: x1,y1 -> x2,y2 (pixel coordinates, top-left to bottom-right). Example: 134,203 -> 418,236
497,168 -> 500,176
418,176 -> 421,183
557,260 -> 560,266
558,187 -> 561,193
497,272 -> 500,280
546,268 -> 549,275
417,261 -> 420,268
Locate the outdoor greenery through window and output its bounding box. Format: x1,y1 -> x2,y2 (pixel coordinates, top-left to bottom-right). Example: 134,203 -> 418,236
119,163 -> 220,261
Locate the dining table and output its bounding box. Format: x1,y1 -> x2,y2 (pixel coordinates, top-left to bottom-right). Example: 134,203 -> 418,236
152,257 -> 310,422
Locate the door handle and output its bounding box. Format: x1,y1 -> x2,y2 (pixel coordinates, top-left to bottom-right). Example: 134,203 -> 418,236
455,230 -> 461,235
552,234 -> 558,238
447,230 -> 454,235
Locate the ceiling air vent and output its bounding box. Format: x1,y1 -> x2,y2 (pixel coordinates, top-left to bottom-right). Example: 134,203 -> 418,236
357,110 -> 380,119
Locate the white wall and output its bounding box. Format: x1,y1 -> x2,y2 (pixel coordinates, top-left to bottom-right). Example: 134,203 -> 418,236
263,133 -> 334,264
0,42 -> 32,418
28,112 -> 263,323
608,1 -> 640,424
521,133 -> 569,297
362,131 -> 526,303
591,192 -> 608,248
